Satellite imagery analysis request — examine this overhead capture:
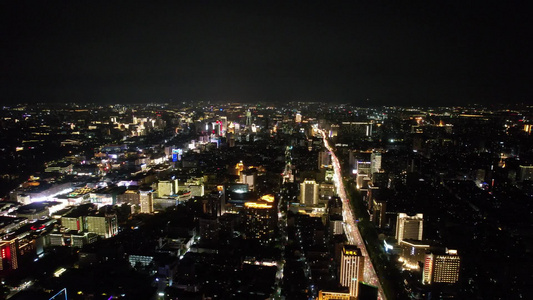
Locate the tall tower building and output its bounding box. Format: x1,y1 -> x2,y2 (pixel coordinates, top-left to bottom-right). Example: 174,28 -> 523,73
140,189 -> 154,214
246,110 -> 252,127
0,239 -> 19,271
227,132 -> 236,147
300,179 -> 319,206
318,150 -> 331,169
243,202 -> 275,243
370,151 -> 382,175
396,213 -> 423,243
340,245 -> 365,298
220,116 -> 228,135
295,112 -> 302,123
240,168 -> 257,191
423,249 -> 461,285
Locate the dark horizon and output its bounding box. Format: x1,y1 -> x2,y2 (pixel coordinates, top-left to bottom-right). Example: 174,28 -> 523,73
2,1 -> 532,106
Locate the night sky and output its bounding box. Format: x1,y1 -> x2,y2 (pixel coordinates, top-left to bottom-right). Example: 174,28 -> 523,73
1,1 -> 532,106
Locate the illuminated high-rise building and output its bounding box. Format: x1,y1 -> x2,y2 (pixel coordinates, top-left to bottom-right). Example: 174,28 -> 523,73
157,179 -> 178,197
422,249 -> 461,285
117,188 -> 140,205
329,214 -> 344,236
395,213 -> 423,243
240,168 -> 257,191
370,151 -> 382,175
243,202 -> 275,243
202,190 -> 225,217
86,214 -> 118,238
295,112 -> 302,123
0,239 -> 19,271
214,121 -> 222,136
140,189 -> 154,214
340,245 -> 365,298
227,132 -> 236,147
355,160 -> 372,175
235,161 -> 244,176
524,124 -> 532,135
329,124 -> 339,138
300,179 -> 319,206
62,215 -> 84,233
246,110 -> 252,127
0,236 -> 37,272
319,150 -> 332,169
220,116 -> 228,135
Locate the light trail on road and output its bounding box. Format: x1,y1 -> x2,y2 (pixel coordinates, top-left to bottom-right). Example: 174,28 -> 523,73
316,126 -> 386,300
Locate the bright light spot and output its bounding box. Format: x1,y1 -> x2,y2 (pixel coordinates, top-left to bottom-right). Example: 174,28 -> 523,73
54,267 -> 67,277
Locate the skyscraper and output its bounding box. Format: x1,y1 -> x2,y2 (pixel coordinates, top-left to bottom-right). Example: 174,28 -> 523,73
300,179 -> 319,206
0,239 -> 19,271
423,249 -> 461,285
245,110 -> 252,127
340,245 -> 365,298
139,189 -> 154,214
395,213 -> 423,243
295,112 -> 302,123
243,202 -> 275,243
240,168 -> 257,191
318,150 -> 332,169
370,151 -> 382,175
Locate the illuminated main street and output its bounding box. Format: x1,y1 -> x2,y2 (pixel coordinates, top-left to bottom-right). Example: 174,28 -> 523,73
315,126 -> 386,300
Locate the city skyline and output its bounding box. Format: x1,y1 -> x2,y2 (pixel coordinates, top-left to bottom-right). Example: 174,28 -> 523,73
0,102 -> 531,299
2,1 -> 532,106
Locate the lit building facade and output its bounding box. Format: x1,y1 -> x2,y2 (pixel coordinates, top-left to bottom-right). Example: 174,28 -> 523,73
423,249 -> 461,285
370,151 -> 382,175
61,215 -> 84,233
318,290 -> 352,300
330,216 -> 344,236
0,239 -> 19,271
398,239 -> 431,270
157,179 -> 178,197
0,237 -> 37,272
243,202 -> 275,243
240,169 -> 257,191
396,213 -> 423,243
86,215 -> 118,238
340,245 -> 364,298
140,190 -> 154,214
319,150 -> 332,169
295,112 -> 302,123
300,179 -> 319,206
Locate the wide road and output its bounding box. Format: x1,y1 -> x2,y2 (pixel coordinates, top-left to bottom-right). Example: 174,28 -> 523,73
316,126 -> 386,300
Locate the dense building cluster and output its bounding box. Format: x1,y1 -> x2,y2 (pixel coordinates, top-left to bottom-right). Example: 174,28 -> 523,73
0,102 -> 531,299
